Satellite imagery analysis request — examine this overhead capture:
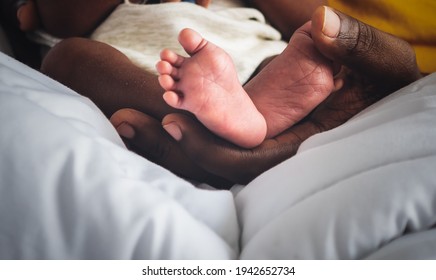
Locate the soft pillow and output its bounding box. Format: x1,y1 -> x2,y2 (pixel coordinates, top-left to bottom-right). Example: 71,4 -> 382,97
237,73 -> 436,259
0,53 -> 238,259
365,228 -> 436,259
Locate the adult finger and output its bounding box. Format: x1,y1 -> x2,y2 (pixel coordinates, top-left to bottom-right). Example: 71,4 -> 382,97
311,6 -> 422,91
110,108 -> 232,188
162,113 -> 321,184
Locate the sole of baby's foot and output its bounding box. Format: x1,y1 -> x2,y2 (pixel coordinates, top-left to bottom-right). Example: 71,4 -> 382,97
245,21 -> 335,138
156,28 -> 266,148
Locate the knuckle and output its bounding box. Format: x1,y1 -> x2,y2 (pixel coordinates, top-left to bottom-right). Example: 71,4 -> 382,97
153,142 -> 173,162
348,21 -> 376,56
141,138 -> 173,164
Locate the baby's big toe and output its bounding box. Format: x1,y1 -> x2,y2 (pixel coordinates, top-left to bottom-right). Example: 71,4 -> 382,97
178,28 -> 208,55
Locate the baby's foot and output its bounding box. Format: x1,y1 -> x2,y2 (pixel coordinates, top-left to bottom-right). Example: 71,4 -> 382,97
245,21 -> 335,138
156,28 -> 267,148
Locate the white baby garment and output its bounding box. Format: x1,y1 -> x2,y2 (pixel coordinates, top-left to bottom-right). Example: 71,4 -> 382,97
90,2 -> 287,83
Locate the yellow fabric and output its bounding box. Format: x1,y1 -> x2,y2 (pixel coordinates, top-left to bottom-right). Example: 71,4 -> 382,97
328,0 -> 436,73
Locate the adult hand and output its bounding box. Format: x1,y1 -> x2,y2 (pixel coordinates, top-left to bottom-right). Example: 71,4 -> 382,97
111,6 -> 422,188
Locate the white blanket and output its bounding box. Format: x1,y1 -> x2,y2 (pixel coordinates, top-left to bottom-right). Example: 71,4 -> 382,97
1,50 -> 435,259
237,73 -> 436,259
0,52 -> 238,259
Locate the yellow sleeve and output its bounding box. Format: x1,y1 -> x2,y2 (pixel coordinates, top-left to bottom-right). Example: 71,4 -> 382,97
328,0 -> 436,73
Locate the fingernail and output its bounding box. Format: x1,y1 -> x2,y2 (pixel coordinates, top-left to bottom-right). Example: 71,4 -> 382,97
116,122 -> 135,139
163,122 -> 182,141
323,7 -> 340,38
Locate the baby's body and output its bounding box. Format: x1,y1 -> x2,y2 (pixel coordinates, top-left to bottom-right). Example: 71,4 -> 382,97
157,26 -> 335,148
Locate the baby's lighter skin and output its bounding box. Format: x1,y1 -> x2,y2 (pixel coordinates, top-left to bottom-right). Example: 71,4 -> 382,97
156,25 -> 335,148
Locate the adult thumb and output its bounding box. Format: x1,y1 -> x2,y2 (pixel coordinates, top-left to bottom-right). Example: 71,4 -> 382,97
311,6 -> 422,90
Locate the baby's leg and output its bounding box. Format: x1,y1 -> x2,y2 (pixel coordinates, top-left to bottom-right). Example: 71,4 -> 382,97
156,28 -> 267,148
157,25 -> 335,145
245,21 -> 335,138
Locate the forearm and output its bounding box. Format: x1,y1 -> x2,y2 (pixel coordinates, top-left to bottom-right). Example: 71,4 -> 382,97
245,0 -> 327,40
41,38 -> 175,119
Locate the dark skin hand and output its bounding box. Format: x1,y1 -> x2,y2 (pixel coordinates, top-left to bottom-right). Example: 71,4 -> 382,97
42,7 -> 421,188
110,7 -> 422,188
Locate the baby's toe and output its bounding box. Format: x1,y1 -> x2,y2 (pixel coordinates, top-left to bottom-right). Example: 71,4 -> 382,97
160,49 -> 184,67
156,61 -> 179,78
163,91 -> 182,109
158,74 -> 177,91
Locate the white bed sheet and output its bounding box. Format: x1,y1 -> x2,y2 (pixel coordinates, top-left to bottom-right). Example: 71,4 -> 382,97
365,228 -> 436,259
0,52 -> 238,259
237,73 -> 436,259
1,49 -> 436,259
